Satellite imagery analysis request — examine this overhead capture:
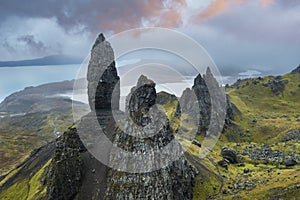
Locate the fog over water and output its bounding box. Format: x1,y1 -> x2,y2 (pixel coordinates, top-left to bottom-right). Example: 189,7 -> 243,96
0,63 -> 261,104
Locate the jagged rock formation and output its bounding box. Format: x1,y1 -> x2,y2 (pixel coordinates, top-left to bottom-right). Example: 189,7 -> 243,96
179,68 -> 225,135
104,75 -> 197,200
46,127 -> 84,200
127,75 -> 156,126
1,33 -> 300,200
225,95 -> 234,121
87,33 -> 120,111
45,33 -> 121,200
179,74 -> 210,135
203,67 -> 220,92
224,94 -> 234,126
44,34 -> 197,200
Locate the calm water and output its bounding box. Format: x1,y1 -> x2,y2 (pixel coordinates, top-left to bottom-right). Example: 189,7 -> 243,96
0,64 -> 245,104
0,65 -> 81,103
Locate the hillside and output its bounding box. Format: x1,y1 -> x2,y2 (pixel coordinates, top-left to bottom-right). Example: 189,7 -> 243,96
0,80 -> 87,175
225,66 -> 300,144
204,65 -> 300,199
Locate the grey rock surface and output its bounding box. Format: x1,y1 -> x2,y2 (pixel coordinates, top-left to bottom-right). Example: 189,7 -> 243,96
105,75 -> 197,200
87,33 -> 120,111
221,147 -> 238,164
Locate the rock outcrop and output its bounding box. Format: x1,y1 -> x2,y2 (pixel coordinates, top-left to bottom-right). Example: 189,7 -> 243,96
179,67 -> 226,135
46,127 -> 84,200
127,75 -> 156,126
45,34 -> 197,200
282,130 -> 300,142
221,147 -> 238,164
285,158 -> 297,167
291,65 -> 300,74
104,75 -> 197,200
46,33 -> 121,200
179,72 -> 211,135
270,79 -> 286,95
87,33 -> 120,111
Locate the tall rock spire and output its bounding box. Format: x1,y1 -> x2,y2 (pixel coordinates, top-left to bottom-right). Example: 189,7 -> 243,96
180,72 -> 211,135
87,33 -> 120,111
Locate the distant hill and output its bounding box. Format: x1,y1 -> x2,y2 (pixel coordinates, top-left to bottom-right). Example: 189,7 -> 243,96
0,55 -> 83,67
0,79 -> 87,175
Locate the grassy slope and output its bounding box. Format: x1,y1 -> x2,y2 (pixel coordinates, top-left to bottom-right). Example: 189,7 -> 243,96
198,72 -> 300,199
0,137 -> 54,199
0,110 -> 73,175
0,159 -> 51,200
155,77 -> 300,199
226,73 -> 300,143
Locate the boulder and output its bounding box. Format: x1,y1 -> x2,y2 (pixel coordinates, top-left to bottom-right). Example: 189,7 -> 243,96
221,147 -> 238,164
285,158 -> 297,167
217,159 -> 229,170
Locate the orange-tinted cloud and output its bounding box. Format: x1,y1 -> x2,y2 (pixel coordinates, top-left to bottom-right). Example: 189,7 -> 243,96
195,0 -> 252,21
198,0 -> 227,20
141,0 -> 186,28
192,0 -> 276,22
260,0 -> 274,8
98,0 -> 186,33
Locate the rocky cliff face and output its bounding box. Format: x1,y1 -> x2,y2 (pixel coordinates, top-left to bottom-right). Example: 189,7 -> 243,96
179,68 -> 229,136
45,33 -> 121,200
127,75 -> 157,126
87,33 -> 120,111
179,69 -> 212,135
44,34 -> 197,200
46,127 -> 84,200
105,75 -> 197,199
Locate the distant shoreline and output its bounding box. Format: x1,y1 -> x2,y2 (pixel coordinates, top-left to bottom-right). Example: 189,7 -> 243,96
0,55 -> 83,68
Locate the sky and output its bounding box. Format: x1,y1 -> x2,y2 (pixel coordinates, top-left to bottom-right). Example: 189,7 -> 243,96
0,0 -> 299,75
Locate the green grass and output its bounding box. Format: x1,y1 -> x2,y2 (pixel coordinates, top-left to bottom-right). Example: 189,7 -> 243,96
225,73 -> 300,144
0,159 -> 51,200
160,99 -> 178,120
0,169 -> 19,187
189,139 -> 300,199
190,71 -> 300,199
0,110 -> 74,175
27,159 -> 51,199
0,179 -> 29,200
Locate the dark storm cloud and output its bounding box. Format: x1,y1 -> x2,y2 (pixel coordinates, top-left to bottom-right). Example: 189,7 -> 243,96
0,0 -> 185,33
17,35 -> 47,54
0,0 -> 298,74
276,0 -> 300,8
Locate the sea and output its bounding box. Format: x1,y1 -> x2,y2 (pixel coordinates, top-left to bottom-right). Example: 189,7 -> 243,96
0,64 -> 81,103
0,64 -> 259,105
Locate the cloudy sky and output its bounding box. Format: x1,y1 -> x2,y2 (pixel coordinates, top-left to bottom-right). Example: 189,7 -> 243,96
0,0 -> 299,74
